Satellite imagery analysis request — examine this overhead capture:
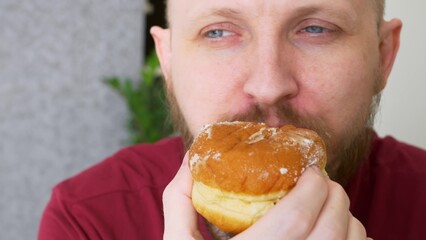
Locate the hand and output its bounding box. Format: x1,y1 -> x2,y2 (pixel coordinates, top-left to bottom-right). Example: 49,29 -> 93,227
162,153 -> 369,240
163,153 -> 204,240
235,166 -> 367,239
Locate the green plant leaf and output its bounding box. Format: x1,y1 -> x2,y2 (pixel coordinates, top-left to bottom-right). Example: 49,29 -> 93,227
103,50 -> 173,144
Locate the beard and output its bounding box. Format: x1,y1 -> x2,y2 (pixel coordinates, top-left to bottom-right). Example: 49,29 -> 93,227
164,82 -> 381,187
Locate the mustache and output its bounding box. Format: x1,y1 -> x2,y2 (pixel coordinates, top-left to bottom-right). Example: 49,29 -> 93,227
220,104 -> 333,145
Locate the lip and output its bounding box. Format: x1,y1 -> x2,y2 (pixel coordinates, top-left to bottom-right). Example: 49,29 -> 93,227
225,108 -> 291,128
224,103 -> 308,129
260,110 -> 290,128
263,118 -> 287,128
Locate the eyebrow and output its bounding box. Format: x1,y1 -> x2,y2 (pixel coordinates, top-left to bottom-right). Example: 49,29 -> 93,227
187,3 -> 358,31
291,5 -> 358,27
191,7 -> 243,22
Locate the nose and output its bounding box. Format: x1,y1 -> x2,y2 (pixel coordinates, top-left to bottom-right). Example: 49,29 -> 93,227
243,42 -> 298,106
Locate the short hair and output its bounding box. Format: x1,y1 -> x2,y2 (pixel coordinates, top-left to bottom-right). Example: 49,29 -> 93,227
376,0 -> 385,21
165,0 -> 385,26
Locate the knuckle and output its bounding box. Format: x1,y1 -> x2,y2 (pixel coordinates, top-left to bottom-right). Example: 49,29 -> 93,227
287,206 -> 315,234
351,216 -> 367,236
329,181 -> 350,208
320,220 -> 347,240
162,182 -> 175,203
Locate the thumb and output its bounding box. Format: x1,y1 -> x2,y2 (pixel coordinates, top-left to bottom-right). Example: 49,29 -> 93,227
163,152 -> 204,240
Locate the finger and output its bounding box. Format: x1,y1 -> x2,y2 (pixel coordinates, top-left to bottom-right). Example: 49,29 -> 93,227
307,180 -> 351,239
346,213 -> 367,240
237,166 -> 328,240
163,153 -> 204,240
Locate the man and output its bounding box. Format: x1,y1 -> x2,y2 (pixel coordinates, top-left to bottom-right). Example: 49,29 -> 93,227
38,0 -> 426,239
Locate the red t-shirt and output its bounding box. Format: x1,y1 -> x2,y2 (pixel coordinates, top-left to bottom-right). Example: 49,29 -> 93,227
346,133 -> 426,239
38,134 -> 426,239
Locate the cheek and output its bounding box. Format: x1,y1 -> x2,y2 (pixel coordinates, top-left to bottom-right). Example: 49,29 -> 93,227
170,52 -> 245,135
296,52 -> 378,134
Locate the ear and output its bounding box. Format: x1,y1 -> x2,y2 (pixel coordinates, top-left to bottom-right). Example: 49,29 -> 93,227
150,26 -> 172,84
378,18 -> 402,91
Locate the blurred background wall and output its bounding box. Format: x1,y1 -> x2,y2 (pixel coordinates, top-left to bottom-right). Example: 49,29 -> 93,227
0,0 -> 425,239
375,0 -> 426,148
0,0 -> 144,239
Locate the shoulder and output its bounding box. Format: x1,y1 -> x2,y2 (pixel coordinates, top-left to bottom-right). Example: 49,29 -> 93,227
38,137 -> 185,239
347,133 -> 426,238
369,133 -> 426,172
346,131 -> 426,202
56,136 -> 185,204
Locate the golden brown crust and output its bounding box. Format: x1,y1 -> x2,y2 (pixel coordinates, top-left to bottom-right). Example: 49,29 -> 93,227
189,121 -> 327,195
189,121 -> 327,233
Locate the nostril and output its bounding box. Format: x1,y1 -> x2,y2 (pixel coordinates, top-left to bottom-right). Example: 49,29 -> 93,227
243,76 -> 299,106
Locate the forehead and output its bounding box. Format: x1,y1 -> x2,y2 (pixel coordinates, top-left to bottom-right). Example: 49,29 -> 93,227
168,0 -> 375,27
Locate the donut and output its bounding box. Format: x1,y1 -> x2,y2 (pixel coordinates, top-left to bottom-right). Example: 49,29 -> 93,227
188,121 -> 327,234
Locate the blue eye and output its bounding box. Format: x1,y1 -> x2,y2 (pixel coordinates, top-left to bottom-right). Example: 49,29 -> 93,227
207,30 -> 224,38
303,26 -> 326,34
206,29 -> 233,38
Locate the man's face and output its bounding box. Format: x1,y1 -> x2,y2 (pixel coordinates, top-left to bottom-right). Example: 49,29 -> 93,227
153,0 -> 400,178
